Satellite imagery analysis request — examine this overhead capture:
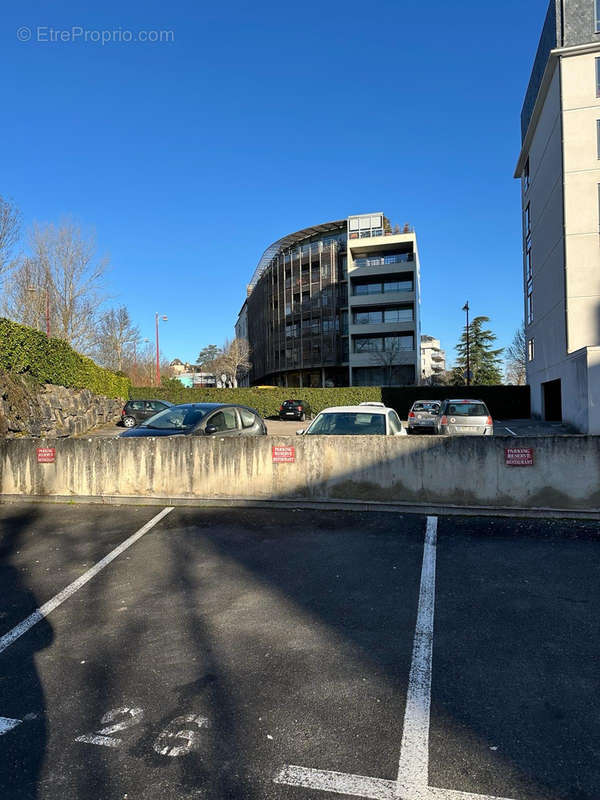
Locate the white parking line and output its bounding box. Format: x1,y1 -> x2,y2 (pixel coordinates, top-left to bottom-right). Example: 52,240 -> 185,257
275,766 -> 396,799
75,734 -> 122,748
0,506 -> 174,655
274,515 -> 519,800
396,515 -> 437,795
504,427 -> 518,436
0,717 -> 23,735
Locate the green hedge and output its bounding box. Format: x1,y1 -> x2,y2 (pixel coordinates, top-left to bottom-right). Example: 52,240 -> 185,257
130,386 -> 382,418
0,317 -> 130,399
131,384 -> 531,420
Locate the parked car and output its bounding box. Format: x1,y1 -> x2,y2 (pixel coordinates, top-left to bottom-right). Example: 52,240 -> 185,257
407,400 -> 441,434
434,399 -> 493,436
120,403 -> 267,437
121,399 -> 174,428
297,405 -> 406,436
279,399 -> 311,421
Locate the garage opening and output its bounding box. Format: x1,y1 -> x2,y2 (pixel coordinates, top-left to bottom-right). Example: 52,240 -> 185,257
542,378 -> 562,421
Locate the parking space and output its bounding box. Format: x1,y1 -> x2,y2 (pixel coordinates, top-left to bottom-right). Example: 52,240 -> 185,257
0,504 -> 598,800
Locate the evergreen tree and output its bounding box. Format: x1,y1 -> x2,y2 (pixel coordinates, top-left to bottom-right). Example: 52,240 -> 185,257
451,316 -> 504,385
196,344 -> 221,370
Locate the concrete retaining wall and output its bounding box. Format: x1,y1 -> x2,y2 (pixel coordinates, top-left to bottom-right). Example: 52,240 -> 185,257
1,435 -> 599,514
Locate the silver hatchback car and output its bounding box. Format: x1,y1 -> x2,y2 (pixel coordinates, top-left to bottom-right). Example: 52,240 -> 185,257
435,399 -> 493,436
407,400 -> 441,433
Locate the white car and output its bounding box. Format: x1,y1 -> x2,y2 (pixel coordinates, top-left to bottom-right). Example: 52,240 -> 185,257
297,405 -> 407,436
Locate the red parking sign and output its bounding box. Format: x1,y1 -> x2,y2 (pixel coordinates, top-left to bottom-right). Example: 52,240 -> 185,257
272,446 -> 295,463
37,447 -> 56,464
505,447 -> 534,466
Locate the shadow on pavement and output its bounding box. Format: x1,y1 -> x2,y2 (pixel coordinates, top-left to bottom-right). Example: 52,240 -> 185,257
0,506 -> 53,800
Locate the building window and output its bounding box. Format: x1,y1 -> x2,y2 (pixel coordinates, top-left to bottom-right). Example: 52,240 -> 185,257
354,336 -> 383,353
353,334 -> 414,353
597,121 -> 600,159
596,57 -> 600,97
526,246 -> 532,282
528,338 -> 535,361
384,306 -> 413,323
596,0 -> 600,33
527,287 -> 534,325
354,309 -> 382,325
524,204 -> 531,240
524,158 -> 530,191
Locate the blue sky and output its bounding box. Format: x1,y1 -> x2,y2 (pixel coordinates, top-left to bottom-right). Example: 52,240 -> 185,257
3,0 -> 548,367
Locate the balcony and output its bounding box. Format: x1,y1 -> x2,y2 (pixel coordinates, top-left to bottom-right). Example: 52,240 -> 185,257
354,253 -> 414,268
349,320 -> 415,336
350,290 -> 415,307
348,227 -> 414,241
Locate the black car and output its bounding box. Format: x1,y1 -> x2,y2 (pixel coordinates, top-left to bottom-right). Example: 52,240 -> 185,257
121,399 -> 174,428
279,399 -> 311,421
120,403 -> 267,437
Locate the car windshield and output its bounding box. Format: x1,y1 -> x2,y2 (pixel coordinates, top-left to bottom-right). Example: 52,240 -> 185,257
143,406 -> 207,430
413,402 -> 439,412
306,412 -> 386,435
445,403 -> 488,417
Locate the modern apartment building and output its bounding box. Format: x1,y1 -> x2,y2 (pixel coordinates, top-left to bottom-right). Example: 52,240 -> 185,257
238,214 -> 421,387
515,0 -> 600,432
421,335 -> 446,384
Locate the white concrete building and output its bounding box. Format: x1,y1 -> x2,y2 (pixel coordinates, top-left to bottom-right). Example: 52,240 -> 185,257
420,335 -> 446,384
515,0 -> 600,432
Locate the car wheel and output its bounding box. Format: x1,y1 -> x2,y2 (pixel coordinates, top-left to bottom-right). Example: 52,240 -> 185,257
123,416 -> 137,428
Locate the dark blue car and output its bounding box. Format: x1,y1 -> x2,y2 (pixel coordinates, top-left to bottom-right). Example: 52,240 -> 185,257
119,403 -> 267,438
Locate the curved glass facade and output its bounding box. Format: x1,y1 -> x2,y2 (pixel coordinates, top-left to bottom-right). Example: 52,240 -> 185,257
244,221 -> 350,387
239,215 -> 421,388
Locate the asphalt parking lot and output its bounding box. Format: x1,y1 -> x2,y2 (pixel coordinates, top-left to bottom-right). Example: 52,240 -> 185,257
1,504 -> 598,800
79,418 -> 575,438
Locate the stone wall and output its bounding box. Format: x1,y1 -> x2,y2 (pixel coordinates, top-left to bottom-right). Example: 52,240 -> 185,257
0,373 -> 123,437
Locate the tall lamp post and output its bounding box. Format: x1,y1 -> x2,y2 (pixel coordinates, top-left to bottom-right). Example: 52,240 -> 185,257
462,301 -> 471,387
155,313 -> 168,386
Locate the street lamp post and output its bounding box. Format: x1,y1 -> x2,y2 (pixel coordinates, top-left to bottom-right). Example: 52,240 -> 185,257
462,301 -> 470,387
155,313 -> 168,386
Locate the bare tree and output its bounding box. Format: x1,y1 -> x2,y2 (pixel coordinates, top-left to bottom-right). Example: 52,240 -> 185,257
216,338 -> 251,388
370,339 -> 405,386
1,256 -> 49,329
505,324 -> 527,385
29,219 -> 109,351
94,306 -> 140,372
0,196 -> 22,280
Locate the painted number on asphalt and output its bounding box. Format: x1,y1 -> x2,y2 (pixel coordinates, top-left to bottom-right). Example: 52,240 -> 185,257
153,713 -> 209,757
75,706 -> 144,748
75,706 -> 208,757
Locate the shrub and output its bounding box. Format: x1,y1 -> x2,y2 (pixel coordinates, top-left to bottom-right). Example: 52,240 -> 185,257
130,386 -> 382,418
0,317 -> 130,399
